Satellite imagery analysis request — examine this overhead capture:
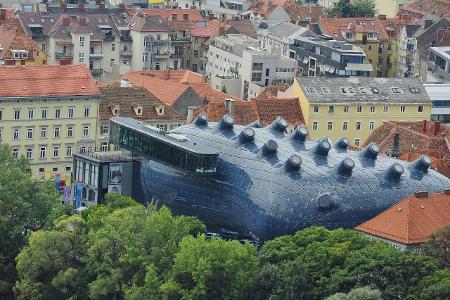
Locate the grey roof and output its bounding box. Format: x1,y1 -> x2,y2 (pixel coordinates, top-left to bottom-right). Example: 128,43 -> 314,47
130,15 -> 168,32
412,13 -> 444,38
268,21 -> 311,39
297,77 -> 431,103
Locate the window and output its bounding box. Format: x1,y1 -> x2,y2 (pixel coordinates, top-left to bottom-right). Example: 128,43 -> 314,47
39,168 -> 44,174
28,109 -> 34,119
83,125 -> 89,137
13,129 -> 19,140
342,122 -> 348,130
101,125 -> 109,135
392,87 -> 402,94
12,148 -> 19,159
84,107 -> 90,118
101,142 -> 109,152
400,105 -> 406,112
66,146 -> 72,157
55,108 -> 61,119
42,108 -> 48,119
79,36 -> 85,47
27,128 -> 33,139
344,105 -> 349,113
68,107 -> 74,118
383,105 -> 389,112
54,127 -> 60,138
79,53 -> 84,63
418,105 -> 423,112
356,122 -> 361,130
26,148 -> 32,160
112,43 -> 115,51
193,50 -> 198,57
251,72 -> 262,81
14,109 -> 20,120
67,126 -> 73,137
369,121 -> 375,130
328,106 -> 334,113
53,146 -> 60,158
313,105 -> 319,113
40,147 -> 46,159
0,128 -> 2,140
40,127 -> 47,138
357,106 -> 362,113
354,139 -> 360,146
252,62 -> 263,71
0,110 -> 2,120
312,122 -> 318,131
327,122 -> 333,130
370,105 -> 375,113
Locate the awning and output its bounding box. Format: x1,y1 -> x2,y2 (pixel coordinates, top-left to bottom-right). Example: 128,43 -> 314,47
345,63 -> 373,72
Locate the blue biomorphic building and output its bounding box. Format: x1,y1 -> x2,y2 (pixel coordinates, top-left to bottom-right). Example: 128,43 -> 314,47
109,116 -> 450,240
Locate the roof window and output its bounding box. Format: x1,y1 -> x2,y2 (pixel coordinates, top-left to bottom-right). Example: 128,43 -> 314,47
306,87 -> 316,93
392,87 -> 402,94
409,87 -> 421,93
371,87 -> 379,93
321,87 -> 331,94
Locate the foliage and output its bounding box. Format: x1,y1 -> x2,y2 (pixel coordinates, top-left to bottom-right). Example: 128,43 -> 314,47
415,269 -> 450,300
423,225 -> 450,270
14,193 -> 205,300
256,227 -> 439,299
327,0 -> 377,18
221,85 -> 227,93
296,0 -> 305,5
0,144 -> 69,299
163,235 -> 259,299
326,286 -> 382,300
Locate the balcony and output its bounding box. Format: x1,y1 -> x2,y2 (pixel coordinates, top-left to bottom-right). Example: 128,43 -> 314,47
31,33 -> 45,41
154,53 -> 171,59
171,53 -> 183,58
155,39 -> 170,45
89,52 -> 104,59
170,37 -> 191,44
104,35 -> 115,41
55,52 -> 73,59
90,68 -> 103,76
120,50 -> 133,57
120,36 -> 133,42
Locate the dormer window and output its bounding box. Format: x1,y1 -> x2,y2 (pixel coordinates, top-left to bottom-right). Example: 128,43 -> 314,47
392,87 -> 402,94
112,105 -> 120,116
22,52 -> 28,59
133,104 -> 143,116
156,105 -> 165,116
345,32 -> 354,40
13,51 -> 20,59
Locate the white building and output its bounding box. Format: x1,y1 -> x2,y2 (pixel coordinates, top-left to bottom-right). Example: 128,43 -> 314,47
396,26 -> 419,78
424,83 -> 450,123
201,0 -> 252,20
206,34 -> 297,99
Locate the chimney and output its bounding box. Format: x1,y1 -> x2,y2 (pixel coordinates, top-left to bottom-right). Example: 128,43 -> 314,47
99,3 -> 106,10
433,121 -> 441,136
0,9 -> 6,21
120,79 -> 130,88
118,4 -> 125,10
208,13 -> 214,20
422,119 -> 427,133
224,98 -> 235,115
219,26 -> 225,35
424,19 -> 433,29
390,131 -> 401,157
172,13 -> 177,20
79,17 -> 86,26
62,16 -> 69,26
445,188 -> 450,195
378,14 -> 386,20
436,28 -> 447,42
164,69 -> 170,79
60,3 -> 67,11
183,13 -> 189,20
414,191 -> 429,198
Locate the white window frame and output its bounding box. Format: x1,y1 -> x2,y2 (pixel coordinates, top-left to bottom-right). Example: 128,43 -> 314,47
312,122 -> 318,131
40,147 -> 46,159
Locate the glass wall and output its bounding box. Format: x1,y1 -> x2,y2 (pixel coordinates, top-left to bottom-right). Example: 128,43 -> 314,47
110,122 -> 218,173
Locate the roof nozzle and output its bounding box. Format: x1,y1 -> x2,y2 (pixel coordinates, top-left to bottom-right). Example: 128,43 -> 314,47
314,138 -> 331,156
412,155 -> 432,172
361,143 -> 379,159
337,158 -> 355,177
195,113 -> 208,126
335,137 -> 349,150
262,139 -> 278,155
290,125 -> 308,142
247,120 -> 264,128
317,194 -> 333,210
285,154 -> 302,171
239,127 -> 255,143
385,163 -> 404,181
218,114 -> 234,130
270,116 -> 288,132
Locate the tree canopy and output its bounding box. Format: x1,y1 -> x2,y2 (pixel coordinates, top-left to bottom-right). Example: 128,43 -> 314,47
423,225 -> 450,271
327,0 -> 377,18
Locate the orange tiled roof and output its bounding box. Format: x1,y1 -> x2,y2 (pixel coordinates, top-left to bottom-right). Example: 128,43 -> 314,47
191,25 -> 228,37
356,191 -> 450,244
0,26 -> 41,60
138,8 -> 204,22
249,1 -> 325,24
379,17 -> 418,39
0,65 -> 101,97
400,0 -> 450,20
319,17 -> 390,41
257,84 -> 290,98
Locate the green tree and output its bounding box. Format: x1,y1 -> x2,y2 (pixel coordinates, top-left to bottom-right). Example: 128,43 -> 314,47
415,269 -> 450,300
296,0 -> 305,5
423,225 -> 450,270
163,235 -> 259,299
327,0 -> 376,18
326,286 -> 382,300
0,144 -> 69,299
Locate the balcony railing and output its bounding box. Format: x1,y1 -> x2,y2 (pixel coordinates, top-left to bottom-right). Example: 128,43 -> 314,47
171,53 -> 183,58
55,52 -> 73,59
31,33 -> 45,40
120,50 -> 133,57
170,37 -> 191,43
90,68 -> 103,75
154,53 -> 171,59
89,52 -> 104,59
120,36 -> 133,42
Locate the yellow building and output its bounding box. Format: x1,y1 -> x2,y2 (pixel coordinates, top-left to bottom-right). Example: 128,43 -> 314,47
0,26 -> 47,66
0,65 -> 101,179
319,17 -> 398,77
290,77 -> 431,145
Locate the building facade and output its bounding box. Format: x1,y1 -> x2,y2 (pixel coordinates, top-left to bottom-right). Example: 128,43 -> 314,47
289,36 -> 373,77
424,83 -> 450,123
427,46 -> 450,82
0,65 -> 101,178
290,77 -> 432,144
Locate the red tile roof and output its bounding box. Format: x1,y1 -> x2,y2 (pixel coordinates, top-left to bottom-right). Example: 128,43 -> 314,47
400,0 -> 450,20
0,65 -> 101,97
0,26 -> 40,60
249,1 -> 325,24
356,191 -> 450,244
191,25 -> 228,37
363,120 -> 450,178
138,8 -> 204,22
256,84 -> 290,98
319,17 -> 389,41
